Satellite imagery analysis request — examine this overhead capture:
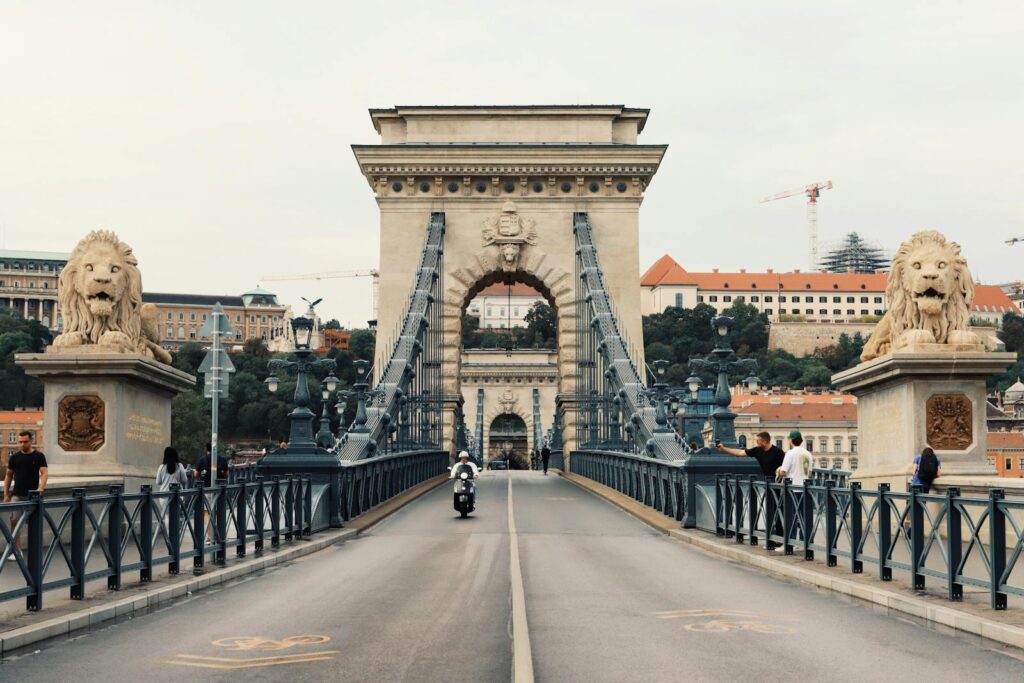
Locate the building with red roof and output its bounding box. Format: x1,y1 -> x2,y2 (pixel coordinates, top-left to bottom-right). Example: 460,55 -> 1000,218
641,254 -> 1019,327
467,283 -> 546,328
0,410 -> 44,473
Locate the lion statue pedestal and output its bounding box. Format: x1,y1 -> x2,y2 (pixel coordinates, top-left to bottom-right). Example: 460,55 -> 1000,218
833,231 -> 1016,492
15,230 -> 195,492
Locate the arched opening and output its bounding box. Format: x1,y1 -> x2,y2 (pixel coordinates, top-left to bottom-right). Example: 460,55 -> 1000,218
488,413 -> 529,469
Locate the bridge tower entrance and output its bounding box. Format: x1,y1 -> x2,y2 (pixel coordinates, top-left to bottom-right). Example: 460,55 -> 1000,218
353,106 -> 666,455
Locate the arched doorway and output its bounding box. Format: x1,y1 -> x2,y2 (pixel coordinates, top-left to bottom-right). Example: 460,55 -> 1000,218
488,413 -> 529,469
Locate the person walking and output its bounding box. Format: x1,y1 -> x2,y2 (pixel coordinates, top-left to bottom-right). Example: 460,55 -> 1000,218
156,447 -> 188,492
910,447 -> 941,494
3,431 -> 48,556
195,443 -> 229,487
716,431 -> 785,478
541,443 -> 551,475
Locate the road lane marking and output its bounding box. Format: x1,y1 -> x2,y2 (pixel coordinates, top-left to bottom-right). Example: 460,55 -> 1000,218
212,635 -> 330,651
655,609 -> 797,634
164,656 -> 335,670
508,477 -> 535,683
172,651 -> 340,663
162,635 -> 336,670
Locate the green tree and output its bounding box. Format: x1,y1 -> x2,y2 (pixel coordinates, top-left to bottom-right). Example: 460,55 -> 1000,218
322,319 -> 342,330
171,392 -> 210,464
1000,313 -> 1024,353
349,329 -> 375,360
523,303 -> 556,348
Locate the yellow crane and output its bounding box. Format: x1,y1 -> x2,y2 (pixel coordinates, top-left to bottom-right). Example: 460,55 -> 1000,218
761,180 -> 834,271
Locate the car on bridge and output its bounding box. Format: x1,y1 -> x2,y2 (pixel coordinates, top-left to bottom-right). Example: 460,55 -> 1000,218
487,459 -> 509,471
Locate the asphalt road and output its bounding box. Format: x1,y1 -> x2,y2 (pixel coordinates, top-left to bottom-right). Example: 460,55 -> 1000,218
2,471 -> 1022,682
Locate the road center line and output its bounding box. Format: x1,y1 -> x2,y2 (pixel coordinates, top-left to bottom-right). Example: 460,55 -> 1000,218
508,476 -> 535,683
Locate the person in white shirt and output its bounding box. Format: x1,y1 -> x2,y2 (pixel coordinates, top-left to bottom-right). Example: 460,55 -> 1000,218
776,430 -> 813,487
450,451 -> 480,480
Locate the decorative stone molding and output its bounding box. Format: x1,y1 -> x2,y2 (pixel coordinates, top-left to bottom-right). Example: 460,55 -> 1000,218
58,394 -> 105,451
926,394 -> 973,450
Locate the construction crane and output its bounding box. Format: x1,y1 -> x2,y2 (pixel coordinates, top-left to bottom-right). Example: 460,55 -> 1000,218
260,269 -> 380,321
1006,237 -> 1024,246
761,180 -> 834,271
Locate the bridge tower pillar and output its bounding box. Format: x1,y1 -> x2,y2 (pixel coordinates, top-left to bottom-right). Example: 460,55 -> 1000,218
353,106 -> 666,457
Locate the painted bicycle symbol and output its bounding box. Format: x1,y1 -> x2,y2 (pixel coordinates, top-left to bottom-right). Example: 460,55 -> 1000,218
684,619 -> 795,634
655,609 -> 796,635
212,635 -> 331,651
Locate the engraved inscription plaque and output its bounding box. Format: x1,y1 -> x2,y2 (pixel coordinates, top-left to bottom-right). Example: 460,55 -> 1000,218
58,395 -> 105,451
926,394 -> 972,451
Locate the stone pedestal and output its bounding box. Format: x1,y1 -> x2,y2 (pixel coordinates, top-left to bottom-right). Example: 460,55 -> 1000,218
15,353 -> 196,492
832,350 -> 1015,491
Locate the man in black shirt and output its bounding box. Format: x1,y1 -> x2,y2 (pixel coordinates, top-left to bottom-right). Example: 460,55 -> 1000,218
195,443 -> 229,486
716,431 -> 785,477
3,431 -> 48,554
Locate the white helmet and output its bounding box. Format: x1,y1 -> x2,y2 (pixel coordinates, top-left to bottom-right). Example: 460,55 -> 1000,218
458,451 -> 470,460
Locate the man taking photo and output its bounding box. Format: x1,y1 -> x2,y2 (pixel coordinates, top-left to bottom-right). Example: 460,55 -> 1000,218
716,431 -> 785,478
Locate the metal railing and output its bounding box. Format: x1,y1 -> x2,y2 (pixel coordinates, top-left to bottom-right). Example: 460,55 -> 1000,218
0,475 -> 313,612
337,450 -> 448,521
548,450 -> 565,471
571,450 -> 685,522
714,475 -> 1024,611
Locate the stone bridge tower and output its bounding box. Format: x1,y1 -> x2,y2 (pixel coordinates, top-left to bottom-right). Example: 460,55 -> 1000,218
353,105 -> 666,453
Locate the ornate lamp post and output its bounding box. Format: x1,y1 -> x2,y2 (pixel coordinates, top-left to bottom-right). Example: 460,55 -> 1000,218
349,359 -> 374,434
643,359 -> 673,433
263,315 -> 337,454
687,315 -> 758,448
314,374 -> 340,449
334,388 -> 355,446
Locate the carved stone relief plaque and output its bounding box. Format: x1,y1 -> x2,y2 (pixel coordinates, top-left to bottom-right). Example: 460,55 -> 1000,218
925,394 -> 972,451
58,395 -> 106,451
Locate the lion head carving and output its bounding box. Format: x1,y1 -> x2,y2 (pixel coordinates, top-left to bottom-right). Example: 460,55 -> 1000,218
861,230 -> 981,361
50,230 -> 171,364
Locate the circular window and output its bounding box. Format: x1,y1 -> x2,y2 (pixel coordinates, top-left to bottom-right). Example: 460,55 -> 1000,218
447,181 -> 459,193
533,182 -> 544,193
561,182 -> 572,193
504,181 -> 515,193
616,182 -> 627,193
420,182 -> 431,193
589,182 -> 600,193
392,182 -> 403,193
476,184 -> 487,193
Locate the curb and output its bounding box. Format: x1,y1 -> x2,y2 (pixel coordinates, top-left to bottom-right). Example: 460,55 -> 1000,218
558,471 -> 1024,652
0,474 -> 447,658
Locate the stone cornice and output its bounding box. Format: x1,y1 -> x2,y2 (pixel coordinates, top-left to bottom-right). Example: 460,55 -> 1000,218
351,145 -> 667,180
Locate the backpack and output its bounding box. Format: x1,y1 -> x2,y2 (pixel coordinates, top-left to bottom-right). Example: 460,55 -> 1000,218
917,452 -> 939,483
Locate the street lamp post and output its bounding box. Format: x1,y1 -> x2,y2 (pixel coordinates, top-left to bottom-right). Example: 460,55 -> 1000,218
643,359 -> 673,434
262,316 -> 338,454
687,315 -> 759,448
315,375 -> 341,449
334,388 -> 354,445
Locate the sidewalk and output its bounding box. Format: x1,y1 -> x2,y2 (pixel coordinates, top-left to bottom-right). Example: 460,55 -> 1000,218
0,474 -> 447,657
558,470 -> 1024,652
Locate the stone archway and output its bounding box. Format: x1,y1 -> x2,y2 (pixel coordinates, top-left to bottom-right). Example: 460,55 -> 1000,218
487,413 -> 529,468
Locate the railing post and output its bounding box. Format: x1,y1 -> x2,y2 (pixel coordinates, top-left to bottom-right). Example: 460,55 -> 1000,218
824,481 -> 837,567
193,484 -> 206,571
305,476 -> 313,536
734,477 -> 744,544
70,488 -> 86,600
140,485 -> 154,582
988,489 -> 1007,610
714,475 -> 724,536
271,476 -> 282,547
236,481 -> 248,558
215,482 -> 228,565
909,485 -> 925,590
107,485 -> 123,591
284,477 -> 295,541
877,483 -> 892,581
765,481 -> 777,551
26,491 -> 45,611
945,487 -> 962,601
254,476 -> 266,553
849,482 -> 863,574
168,484 -> 181,575
723,476 -> 734,537
782,478 -> 794,556
802,483 -> 814,561
747,476 -> 758,546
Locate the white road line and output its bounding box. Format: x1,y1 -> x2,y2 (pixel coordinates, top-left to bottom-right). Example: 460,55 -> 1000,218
508,476 -> 535,683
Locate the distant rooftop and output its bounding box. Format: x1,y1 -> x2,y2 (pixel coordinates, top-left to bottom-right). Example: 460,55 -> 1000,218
0,249 -> 69,262
143,292 -> 246,307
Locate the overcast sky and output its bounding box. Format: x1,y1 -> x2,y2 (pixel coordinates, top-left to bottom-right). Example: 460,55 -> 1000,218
2,1 -> 1021,325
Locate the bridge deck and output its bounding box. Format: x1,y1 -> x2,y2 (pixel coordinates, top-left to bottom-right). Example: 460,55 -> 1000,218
1,472 -> 1021,680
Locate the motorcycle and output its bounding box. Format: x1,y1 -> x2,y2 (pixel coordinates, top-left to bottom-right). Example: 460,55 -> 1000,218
453,469 -> 476,518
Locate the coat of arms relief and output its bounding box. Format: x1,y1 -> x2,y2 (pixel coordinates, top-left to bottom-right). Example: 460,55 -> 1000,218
482,201 -> 538,272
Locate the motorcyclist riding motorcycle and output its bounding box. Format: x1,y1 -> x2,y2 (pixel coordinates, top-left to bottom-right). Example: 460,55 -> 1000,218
450,451 -> 480,517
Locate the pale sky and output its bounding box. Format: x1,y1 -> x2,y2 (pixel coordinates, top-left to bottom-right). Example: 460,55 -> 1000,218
2,1 -> 1021,325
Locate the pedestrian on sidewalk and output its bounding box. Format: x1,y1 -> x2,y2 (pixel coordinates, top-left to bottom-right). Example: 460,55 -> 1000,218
776,431 -> 813,487
3,431 -> 48,557
541,443 -> 551,475
156,447 -> 188,492
909,447 -> 941,494
716,431 -> 785,478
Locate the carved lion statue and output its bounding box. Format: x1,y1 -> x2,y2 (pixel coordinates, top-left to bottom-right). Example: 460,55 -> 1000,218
861,230 -> 981,361
50,230 -> 172,364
